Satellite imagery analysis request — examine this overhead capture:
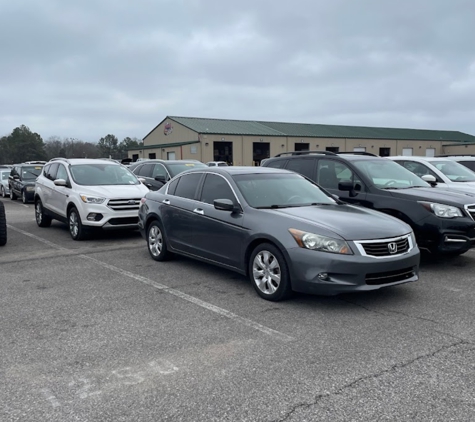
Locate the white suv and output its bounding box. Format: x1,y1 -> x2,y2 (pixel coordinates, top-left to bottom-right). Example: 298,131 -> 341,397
35,158 -> 149,240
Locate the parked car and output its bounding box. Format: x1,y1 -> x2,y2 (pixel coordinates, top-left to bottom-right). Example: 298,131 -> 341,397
0,168 -> 10,197
206,161 -> 228,167
388,156 -> 475,193
131,159 -> 208,191
35,158 -> 149,240
438,155 -> 475,172
262,151 -> 475,256
138,166 -> 419,301
0,201 -> 6,246
8,163 -> 44,203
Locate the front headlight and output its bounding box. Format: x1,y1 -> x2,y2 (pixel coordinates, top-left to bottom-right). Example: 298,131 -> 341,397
289,229 -> 353,255
80,195 -> 105,204
419,201 -> 463,218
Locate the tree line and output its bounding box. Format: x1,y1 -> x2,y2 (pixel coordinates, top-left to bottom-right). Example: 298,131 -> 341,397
0,125 -> 143,164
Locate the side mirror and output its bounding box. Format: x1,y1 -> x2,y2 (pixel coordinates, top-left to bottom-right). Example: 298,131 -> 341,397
54,179 -> 68,187
154,175 -> 167,183
214,198 -> 240,213
421,174 -> 437,187
338,181 -> 358,197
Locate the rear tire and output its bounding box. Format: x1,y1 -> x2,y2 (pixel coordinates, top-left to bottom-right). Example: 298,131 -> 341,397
0,202 -> 7,246
147,220 -> 173,261
249,243 -> 292,301
35,199 -> 52,227
68,207 -> 89,240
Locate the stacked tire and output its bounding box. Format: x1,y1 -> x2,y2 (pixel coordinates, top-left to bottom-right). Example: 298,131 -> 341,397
0,201 -> 6,246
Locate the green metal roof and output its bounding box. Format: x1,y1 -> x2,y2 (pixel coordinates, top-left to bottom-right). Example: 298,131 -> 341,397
167,116 -> 475,143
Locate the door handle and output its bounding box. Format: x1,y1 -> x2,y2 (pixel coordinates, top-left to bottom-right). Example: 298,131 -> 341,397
193,208 -> 204,215
162,199 -> 170,205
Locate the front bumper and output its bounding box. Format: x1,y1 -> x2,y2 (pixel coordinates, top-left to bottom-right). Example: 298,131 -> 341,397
286,246 -> 420,295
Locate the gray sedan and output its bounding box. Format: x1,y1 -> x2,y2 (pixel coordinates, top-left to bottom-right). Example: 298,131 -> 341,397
138,167 -> 420,301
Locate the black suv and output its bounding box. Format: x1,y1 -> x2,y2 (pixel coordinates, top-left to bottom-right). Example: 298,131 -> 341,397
8,162 -> 44,203
130,159 -> 208,190
262,151 -> 475,256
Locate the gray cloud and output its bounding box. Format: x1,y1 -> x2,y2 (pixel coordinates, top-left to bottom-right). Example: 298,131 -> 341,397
1,0 -> 474,142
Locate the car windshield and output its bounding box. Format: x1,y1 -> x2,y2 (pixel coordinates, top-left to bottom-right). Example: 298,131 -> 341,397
70,164 -> 140,186
233,172 -> 336,208
167,162 -> 208,177
353,159 -> 429,189
22,166 -> 43,180
430,160 -> 475,182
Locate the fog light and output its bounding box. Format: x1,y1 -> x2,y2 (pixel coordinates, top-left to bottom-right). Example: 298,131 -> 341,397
87,213 -> 103,221
317,273 -> 329,281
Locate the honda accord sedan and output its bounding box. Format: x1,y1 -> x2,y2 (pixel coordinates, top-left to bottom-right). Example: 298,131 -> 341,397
138,167 -> 420,301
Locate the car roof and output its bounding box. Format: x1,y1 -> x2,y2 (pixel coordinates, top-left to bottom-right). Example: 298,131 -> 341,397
185,166 -> 295,176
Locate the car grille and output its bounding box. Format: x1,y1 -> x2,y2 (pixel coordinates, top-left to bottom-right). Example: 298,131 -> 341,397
355,235 -> 411,258
107,217 -> 139,226
107,198 -> 142,211
464,204 -> 475,220
366,267 -> 416,285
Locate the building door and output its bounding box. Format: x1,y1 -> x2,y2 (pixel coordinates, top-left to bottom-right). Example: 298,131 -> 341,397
294,143 -> 309,152
213,141 -> 233,165
253,142 -> 270,165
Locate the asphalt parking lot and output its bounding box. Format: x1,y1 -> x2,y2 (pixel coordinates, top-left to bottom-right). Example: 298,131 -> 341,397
1,198 -> 474,422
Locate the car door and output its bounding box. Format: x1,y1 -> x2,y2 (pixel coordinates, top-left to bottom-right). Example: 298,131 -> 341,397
192,173 -> 245,269
50,163 -> 71,217
160,172 -> 204,254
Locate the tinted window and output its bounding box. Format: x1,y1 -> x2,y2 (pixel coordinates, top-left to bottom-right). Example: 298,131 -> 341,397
174,173 -> 203,199
135,163 -> 153,177
265,159 -> 287,169
167,178 -> 179,195
200,174 -> 236,204
285,159 -> 315,179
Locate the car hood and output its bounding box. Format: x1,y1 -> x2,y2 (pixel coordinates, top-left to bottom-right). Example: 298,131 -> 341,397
386,187 -> 475,205
267,204 -> 410,240
76,184 -> 149,198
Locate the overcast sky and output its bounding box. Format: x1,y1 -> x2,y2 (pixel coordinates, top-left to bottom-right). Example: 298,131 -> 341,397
1,0 -> 474,143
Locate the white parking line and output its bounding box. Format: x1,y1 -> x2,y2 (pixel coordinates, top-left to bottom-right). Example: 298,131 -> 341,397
8,225 -> 294,342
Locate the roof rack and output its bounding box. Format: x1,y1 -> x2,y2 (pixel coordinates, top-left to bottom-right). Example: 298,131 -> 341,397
274,150 -> 337,157
336,151 -> 379,157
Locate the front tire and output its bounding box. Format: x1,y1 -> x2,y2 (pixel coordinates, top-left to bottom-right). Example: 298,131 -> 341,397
249,243 -> 292,301
35,199 -> 52,227
68,207 -> 88,240
147,220 -> 172,261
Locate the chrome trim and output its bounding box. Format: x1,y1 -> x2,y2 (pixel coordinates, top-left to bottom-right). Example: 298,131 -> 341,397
353,234 -> 413,259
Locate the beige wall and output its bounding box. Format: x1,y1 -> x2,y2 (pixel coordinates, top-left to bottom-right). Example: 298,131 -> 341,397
129,118 -> 474,162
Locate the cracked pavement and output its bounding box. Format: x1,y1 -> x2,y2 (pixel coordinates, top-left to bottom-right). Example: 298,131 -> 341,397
1,200 -> 475,421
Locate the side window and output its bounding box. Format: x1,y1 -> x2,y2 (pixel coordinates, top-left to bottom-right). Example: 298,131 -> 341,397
265,159 -> 287,169
56,164 -> 69,182
317,159 -> 362,190
401,161 -> 438,180
174,173 -> 202,200
167,178 -> 179,195
285,158 -> 315,179
152,164 -> 168,179
200,174 -> 236,204
47,163 -> 59,181
136,164 -> 153,177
